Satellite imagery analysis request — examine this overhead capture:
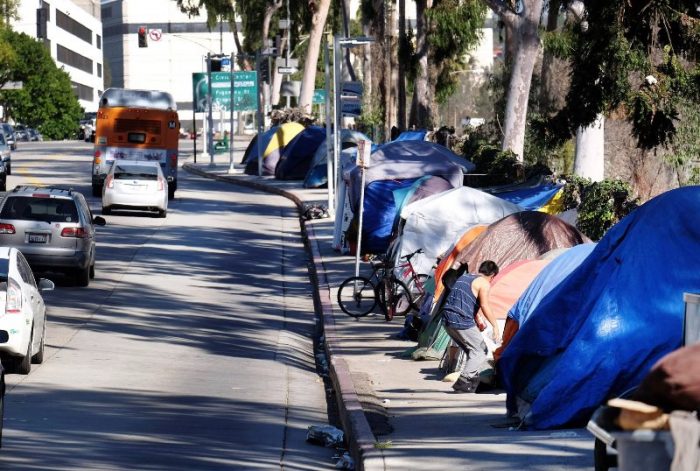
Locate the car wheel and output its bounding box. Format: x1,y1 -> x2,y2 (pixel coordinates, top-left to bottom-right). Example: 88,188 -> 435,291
5,164 -> 9,176
157,209 -> 167,218
0,180 -> 5,192
92,184 -> 101,197
14,334 -> 32,375
168,186 -> 175,200
31,321 -> 46,364
75,266 -> 90,287
89,262 -> 95,279
102,206 -> 111,215
0,372 -> 5,447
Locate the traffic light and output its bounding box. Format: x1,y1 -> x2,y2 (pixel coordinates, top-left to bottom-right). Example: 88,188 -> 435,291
260,59 -> 270,83
138,26 -> 148,48
210,56 -> 222,72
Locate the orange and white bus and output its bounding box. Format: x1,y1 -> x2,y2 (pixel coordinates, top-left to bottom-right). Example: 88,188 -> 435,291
92,88 -> 180,199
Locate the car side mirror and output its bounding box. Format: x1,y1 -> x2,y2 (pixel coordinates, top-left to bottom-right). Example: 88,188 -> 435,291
93,216 -> 106,226
38,278 -> 55,291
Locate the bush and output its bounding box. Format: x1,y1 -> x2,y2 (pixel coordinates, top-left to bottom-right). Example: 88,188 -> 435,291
562,177 -> 639,241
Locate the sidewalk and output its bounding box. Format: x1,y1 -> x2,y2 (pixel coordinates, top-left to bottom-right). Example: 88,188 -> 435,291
182,150 -> 596,471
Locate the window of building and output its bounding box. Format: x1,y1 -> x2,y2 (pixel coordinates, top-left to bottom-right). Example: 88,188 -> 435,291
102,5 -> 112,18
71,82 -> 93,101
56,10 -> 92,44
96,34 -> 102,49
57,44 -> 93,74
40,1 -> 51,21
97,63 -> 102,78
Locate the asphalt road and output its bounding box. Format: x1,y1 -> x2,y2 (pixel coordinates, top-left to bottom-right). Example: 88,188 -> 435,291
0,140 -> 333,470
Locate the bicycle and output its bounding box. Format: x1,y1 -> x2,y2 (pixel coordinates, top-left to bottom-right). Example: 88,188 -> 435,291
383,248 -> 431,320
337,254 -> 412,319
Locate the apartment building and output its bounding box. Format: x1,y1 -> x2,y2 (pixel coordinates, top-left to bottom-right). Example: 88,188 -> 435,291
13,0 -> 104,112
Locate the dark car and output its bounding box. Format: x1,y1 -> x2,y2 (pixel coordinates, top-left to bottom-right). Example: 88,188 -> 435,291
13,124 -> 28,142
0,123 -> 15,151
27,128 -> 42,141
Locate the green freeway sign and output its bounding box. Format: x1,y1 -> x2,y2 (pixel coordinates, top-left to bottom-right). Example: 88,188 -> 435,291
312,89 -> 326,105
192,71 -> 258,112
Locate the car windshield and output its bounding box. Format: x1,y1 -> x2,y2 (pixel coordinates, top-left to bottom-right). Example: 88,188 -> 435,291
114,165 -> 159,180
0,196 -> 79,223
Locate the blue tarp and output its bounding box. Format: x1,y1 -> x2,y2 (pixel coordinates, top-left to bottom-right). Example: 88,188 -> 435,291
499,186 -> 700,429
241,126 -> 278,164
492,184 -> 562,211
394,130 -> 428,142
275,126 -> 327,180
362,178 -> 421,254
508,243 -> 597,326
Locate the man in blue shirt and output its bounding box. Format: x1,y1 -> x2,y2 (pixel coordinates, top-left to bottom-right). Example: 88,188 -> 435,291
440,260 -> 500,393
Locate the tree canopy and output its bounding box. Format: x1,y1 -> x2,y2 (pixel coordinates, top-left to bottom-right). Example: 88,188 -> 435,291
0,29 -> 82,139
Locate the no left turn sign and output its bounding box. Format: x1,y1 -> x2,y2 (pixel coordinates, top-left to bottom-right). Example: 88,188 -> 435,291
149,29 -> 162,41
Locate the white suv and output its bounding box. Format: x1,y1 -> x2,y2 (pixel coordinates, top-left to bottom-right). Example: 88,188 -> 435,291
0,247 -> 54,374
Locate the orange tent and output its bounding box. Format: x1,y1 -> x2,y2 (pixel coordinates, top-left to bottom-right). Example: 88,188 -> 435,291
432,225 -> 488,301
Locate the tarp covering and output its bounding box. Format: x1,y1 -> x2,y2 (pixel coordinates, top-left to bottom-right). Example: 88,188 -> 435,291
395,186 -> 522,276
275,126 -> 327,180
303,129 -> 371,188
499,186 -> 700,429
490,184 -> 564,212
361,176 -> 453,254
394,130 -> 428,141
241,126 -> 278,164
455,211 -> 588,272
344,140 -> 474,212
244,122 -> 304,175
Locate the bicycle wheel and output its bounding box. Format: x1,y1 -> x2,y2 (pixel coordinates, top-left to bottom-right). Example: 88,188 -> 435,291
337,276 -> 377,317
378,277 -> 412,319
407,274 -> 430,311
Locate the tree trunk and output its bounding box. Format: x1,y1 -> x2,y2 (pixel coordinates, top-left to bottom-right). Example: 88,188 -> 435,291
262,0 -> 283,49
385,1 -> 397,138
501,0 -> 544,161
299,0 -> 332,110
397,0 -> 407,129
574,114 -> 605,181
410,0 -> 432,129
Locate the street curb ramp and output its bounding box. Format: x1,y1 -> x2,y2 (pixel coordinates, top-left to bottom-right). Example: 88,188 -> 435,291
183,163 -> 386,471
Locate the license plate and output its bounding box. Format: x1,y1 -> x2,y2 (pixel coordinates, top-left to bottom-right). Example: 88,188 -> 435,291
28,233 -> 48,243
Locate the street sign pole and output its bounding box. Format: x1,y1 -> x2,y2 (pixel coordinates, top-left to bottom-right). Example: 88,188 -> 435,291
324,35 -> 334,217
256,51 -> 264,177
354,140 -> 371,280
228,52 -> 235,174
206,52 -> 215,166
333,35 -> 342,217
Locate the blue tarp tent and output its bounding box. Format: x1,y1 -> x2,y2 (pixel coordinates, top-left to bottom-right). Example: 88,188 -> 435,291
303,130 -> 371,188
490,183 -> 563,211
499,186 -> 700,429
275,126 -> 327,180
394,130 -> 428,141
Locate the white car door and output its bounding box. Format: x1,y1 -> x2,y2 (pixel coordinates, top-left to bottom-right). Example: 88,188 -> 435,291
16,252 -> 43,339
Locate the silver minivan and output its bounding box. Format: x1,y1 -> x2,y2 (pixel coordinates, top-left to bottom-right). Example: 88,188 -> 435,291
0,123 -> 16,152
0,186 -> 106,286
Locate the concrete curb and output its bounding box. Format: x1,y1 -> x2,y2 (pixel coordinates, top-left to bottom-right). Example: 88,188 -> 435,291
183,163 -> 384,470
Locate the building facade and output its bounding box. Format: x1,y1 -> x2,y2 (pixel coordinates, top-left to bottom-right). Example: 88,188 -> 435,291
13,0 -> 104,112
101,0 -> 238,125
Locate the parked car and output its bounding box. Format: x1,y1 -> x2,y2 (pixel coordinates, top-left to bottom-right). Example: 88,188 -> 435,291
13,124 -> 28,142
102,160 -> 168,218
27,128 -> 42,142
0,134 -> 10,183
0,123 -> 15,151
0,247 -> 54,374
0,186 -> 106,286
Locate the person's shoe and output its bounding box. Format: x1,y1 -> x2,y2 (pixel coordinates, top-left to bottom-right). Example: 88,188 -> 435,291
452,377 -> 479,393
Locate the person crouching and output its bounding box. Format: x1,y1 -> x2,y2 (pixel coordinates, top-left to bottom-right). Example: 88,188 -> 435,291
440,260 -> 501,393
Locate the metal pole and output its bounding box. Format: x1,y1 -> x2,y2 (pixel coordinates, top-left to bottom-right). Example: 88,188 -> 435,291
228,52 -> 235,174
256,51 -> 264,177
207,52 -> 215,166
192,104 -> 197,163
324,35 -> 334,216
333,36 -> 342,215
354,158 -> 366,279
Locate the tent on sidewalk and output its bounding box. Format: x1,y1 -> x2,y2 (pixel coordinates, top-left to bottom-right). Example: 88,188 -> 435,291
274,126 -> 327,180
244,122 -> 305,176
303,129 -> 371,188
338,140 -> 475,255
454,211 -> 589,271
393,186 -> 522,277
499,186 -> 700,429
240,126 -> 278,164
